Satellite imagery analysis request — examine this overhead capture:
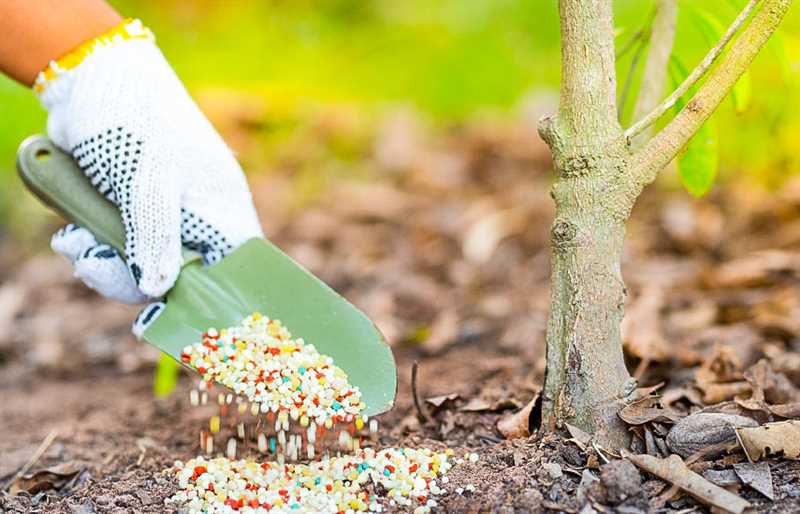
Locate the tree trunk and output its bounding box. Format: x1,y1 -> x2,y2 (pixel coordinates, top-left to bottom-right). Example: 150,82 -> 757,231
539,0 -> 792,448
539,123 -> 635,448
538,0 -> 635,448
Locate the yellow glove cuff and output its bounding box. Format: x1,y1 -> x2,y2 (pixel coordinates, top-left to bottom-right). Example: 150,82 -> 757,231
34,18 -> 155,94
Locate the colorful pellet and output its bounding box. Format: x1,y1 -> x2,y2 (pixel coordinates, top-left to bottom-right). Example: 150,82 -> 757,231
181,313 -> 365,428
167,447 -> 456,514
168,313 -> 469,513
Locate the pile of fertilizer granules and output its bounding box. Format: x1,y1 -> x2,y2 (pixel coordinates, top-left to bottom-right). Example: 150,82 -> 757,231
168,447 -> 456,513
166,313 -> 468,513
181,313 -> 365,427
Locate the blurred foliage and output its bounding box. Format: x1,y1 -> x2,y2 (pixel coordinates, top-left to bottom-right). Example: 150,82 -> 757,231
0,0 -> 799,236
153,351 -> 180,396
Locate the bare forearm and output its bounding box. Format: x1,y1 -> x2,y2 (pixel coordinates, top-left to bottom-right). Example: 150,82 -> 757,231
0,0 -> 122,86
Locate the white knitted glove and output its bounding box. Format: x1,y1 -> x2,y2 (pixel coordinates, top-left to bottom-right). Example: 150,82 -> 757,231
51,224 -> 165,337
51,223 -> 148,304
38,20 -> 262,308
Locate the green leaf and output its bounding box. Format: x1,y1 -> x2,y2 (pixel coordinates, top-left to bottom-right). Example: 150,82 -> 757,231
677,116 -> 719,197
684,3 -> 752,113
668,55 -> 719,197
153,352 -> 180,397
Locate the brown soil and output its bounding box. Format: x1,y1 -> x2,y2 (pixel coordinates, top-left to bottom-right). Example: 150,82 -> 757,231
3,110 -> 800,513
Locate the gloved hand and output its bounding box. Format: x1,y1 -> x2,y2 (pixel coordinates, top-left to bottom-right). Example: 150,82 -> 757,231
38,19 -> 263,335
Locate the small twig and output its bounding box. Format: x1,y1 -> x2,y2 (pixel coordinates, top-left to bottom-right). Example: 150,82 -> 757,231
633,358 -> 651,381
653,484 -> 682,510
136,440 -> 148,467
3,429 -> 58,490
625,0 -> 761,139
593,442 -> 617,464
685,440 -> 739,466
411,361 -> 433,424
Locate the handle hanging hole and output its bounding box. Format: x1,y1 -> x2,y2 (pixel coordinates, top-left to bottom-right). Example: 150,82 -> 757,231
34,148 -> 51,161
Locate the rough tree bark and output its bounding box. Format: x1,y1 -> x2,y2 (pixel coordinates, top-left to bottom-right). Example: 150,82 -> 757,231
539,0 -> 792,448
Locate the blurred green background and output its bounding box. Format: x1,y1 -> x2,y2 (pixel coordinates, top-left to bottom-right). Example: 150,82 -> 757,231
0,0 -> 798,242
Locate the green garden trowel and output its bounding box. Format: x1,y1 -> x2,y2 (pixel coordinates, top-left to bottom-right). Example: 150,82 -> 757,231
16,135 -> 397,416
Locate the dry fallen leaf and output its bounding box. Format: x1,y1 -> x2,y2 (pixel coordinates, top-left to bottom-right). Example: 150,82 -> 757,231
623,452 -> 751,514
460,383 -> 522,412
497,394 -> 539,439
699,382 -> 751,405
694,345 -> 751,404
660,387 -> 704,408
621,287 -> 670,363
705,250 -> 800,289
696,345 -> 744,385
619,396 -> 683,425
735,420 -> 800,462
744,359 -> 800,405
9,462 -> 82,495
424,393 -> 460,408
732,462 -> 774,500
766,402 -> 800,418
565,423 -> 592,451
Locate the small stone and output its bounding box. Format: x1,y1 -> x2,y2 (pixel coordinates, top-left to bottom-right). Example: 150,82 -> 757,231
542,461 -> 563,479
69,501 -> 95,514
600,460 -> 641,505
560,443 -> 586,467
514,488 -> 543,512
666,412 -> 757,458
577,469 -> 599,505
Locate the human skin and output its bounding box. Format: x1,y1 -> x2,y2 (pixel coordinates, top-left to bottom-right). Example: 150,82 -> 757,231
0,0 -> 122,86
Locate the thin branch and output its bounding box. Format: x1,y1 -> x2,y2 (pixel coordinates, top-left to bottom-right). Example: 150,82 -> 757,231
625,0 -> 761,140
2,429 -> 58,490
630,0 -> 791,186
616,28 -> 645,60
630,0 -> 678,146
411,361 -> 433,424
617,34 -> 649,121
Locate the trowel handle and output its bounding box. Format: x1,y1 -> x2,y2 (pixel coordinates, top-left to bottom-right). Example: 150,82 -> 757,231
16,135 -> 200,265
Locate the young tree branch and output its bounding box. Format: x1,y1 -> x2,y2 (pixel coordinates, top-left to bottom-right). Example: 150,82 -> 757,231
618,30 -> 648,121
630,0 -> 678,147
630,0 -> 791,186
543,0 -> 621,153
625,0 -> 760,140
616,27 -> 645,60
